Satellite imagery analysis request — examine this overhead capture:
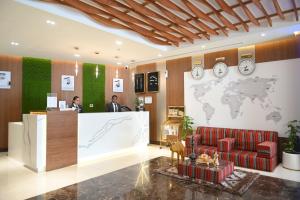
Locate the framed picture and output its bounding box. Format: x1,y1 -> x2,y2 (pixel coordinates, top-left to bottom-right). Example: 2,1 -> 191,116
135,73 -> 145,93
0,71 -> 11,89
113,78 -> 123,93
147,71 -> 159,92
61,75 -> 74,91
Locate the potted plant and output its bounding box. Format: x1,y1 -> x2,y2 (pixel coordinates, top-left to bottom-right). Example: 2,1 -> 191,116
181,115 -> 194,145
282,120 -> 300,170
134,98 -> 144,111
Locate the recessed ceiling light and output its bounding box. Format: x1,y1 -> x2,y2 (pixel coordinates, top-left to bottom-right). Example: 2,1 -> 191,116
117,62 -> 122,65
201,45 -> 206,49
95,51 -> 100,55
10,42 -> 19,46
74,54 -> 80,57
46,20 -> 55,25
158,54 -> 162,57
294,31 -> 300,36
115,40 -> 123,45
260,33 -> 266,37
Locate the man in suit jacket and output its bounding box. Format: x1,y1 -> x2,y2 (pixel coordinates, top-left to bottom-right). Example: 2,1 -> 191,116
71,96 -> 83,113
107,95 -> 122,112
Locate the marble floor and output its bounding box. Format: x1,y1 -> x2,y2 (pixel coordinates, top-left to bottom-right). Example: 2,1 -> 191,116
0,145 -> 299,200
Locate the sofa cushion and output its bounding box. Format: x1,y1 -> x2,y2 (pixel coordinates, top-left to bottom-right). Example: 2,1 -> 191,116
185,145 -> 217,157
257,141 -> 277,158
217,138 -> 235,152
197,127 -> 226,146
185,134 -> 201,148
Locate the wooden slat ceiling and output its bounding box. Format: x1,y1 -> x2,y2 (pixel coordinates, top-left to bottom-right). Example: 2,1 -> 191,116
44,0 -> 300,46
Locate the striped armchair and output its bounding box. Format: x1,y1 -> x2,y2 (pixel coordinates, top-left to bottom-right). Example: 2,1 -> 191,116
185,126 -> 278,172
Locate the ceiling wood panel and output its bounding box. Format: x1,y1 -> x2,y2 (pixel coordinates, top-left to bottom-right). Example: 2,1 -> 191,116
43,0 -> 300,46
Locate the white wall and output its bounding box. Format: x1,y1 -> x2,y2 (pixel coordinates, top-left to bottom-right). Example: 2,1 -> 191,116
184,58 -> 300,136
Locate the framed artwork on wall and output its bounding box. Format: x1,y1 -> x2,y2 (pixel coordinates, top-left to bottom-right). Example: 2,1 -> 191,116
0,71 -> 11,89
147,71 -> 159,92
135,73 -> 145,93
61,75 -> 74,91
113,78 -> 123,93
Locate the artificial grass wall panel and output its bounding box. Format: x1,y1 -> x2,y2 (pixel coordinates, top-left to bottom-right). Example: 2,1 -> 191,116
83,63 -> 105,112
22,57 -> 51,113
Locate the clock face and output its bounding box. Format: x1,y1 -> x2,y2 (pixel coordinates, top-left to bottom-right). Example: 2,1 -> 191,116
191,66 -> 204,80
238,59 -> 255,75
213,62 -> 228,78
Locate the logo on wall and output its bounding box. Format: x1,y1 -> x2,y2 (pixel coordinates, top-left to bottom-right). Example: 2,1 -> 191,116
0,71 -> 11,89
113,78 -> 123,93
61,75 -> 75,91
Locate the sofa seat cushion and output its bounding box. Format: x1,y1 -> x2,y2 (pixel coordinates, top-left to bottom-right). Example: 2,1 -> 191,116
217,138 -> 235,152
257,141 -> 277,158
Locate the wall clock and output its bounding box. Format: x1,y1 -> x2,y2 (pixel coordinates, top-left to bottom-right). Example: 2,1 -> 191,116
238,58 -> 255,75
213,62 -> 228,78
191,65 -> 204,80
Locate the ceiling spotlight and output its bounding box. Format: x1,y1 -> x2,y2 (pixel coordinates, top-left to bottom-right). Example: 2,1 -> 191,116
46,20 -> 56,25
201,45 -> 206,49
130,59 -> 135,63
95,51 -> 100,55
10,42 -> 19,46
115,40 -> 123,45
158,54 -> 162,57
117,62 -> 122,65
74,54 -> 80,57
260,33 -> 266,37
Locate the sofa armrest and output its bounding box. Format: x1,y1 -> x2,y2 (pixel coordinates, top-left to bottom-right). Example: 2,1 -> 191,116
257,141 -> 277,158
185,134 -> 201,148
217,138 -> 235,152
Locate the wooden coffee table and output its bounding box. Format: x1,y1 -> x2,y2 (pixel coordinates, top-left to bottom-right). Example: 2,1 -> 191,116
178,159 -> 234,184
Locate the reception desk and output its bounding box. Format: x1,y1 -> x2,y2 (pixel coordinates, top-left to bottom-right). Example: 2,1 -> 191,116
8,111 -> 149,172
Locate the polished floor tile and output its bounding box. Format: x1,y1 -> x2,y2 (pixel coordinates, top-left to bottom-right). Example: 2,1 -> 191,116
0,145 -> 299,200
27,157 -> 300,200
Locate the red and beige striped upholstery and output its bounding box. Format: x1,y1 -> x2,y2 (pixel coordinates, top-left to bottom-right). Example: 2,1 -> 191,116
185,126 -> 278,172
217,138 -> 235,152
178,159 -> 234,184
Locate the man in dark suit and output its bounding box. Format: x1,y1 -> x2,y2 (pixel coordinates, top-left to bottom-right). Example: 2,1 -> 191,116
107,95 -> 121,112
71,96 -> 83,113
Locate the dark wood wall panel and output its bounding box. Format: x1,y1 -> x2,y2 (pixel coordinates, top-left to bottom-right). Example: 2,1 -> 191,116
51,60 -> 83,106
255,36 -> 300,63
105,65 -> 131,108
136,63 -> 157,143
46,111 -> 77,171
166,57 -> 191,108
0,55 -> 22,150
204,48 -> 238,69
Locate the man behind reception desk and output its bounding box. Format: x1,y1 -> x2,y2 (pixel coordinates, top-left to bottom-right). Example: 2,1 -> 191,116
71,96 -> 83,113
107,95 -> 121,112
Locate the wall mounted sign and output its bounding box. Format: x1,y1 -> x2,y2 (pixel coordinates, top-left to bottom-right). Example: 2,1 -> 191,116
147,71 -> 159,92
61,75 -> 74,91
135,73 -> 145,93
113,78 -> 123,93
0,71 -> 11,89
145,96 -> 152,104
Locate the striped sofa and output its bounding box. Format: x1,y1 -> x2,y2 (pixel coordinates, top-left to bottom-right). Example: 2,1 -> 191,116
185,126 -> 278,172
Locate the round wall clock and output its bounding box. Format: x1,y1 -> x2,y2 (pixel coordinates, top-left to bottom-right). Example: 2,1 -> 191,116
191,65 -> 204,80
238,58 -> 255,75
213,62 -> 228,78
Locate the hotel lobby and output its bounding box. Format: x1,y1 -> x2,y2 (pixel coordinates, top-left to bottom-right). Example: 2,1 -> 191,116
0,0 -> 300,199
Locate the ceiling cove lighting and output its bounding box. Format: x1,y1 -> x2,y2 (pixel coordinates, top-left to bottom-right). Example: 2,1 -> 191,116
46,20 -> 55,25
10,42 -> 19,46
115,40 -> 123,45
74,53 -> 80,58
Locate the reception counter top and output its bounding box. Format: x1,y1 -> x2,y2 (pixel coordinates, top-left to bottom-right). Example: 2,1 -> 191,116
8,111 -> 149,172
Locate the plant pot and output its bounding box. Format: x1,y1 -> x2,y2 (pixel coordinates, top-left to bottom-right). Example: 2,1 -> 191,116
282,151 -> 300,170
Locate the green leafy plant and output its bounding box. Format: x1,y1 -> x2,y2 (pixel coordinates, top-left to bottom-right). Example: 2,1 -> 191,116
181,115 -> 194,141
284,120 -> 300,153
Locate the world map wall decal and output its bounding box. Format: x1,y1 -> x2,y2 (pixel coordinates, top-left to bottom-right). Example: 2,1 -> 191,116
191,76 -> 282,124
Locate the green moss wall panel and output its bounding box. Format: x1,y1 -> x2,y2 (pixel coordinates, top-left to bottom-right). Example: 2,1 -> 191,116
83,63 -> 105,112
22,57 -> 51,113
